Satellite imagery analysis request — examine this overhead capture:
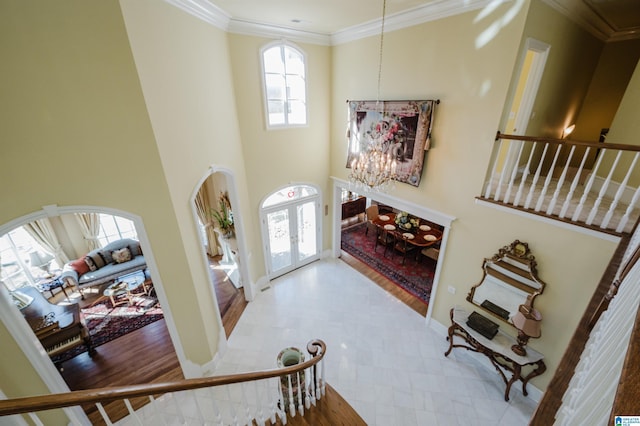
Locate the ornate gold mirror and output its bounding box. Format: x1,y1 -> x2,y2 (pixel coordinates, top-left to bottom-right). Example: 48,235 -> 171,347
467,240 -> 545,323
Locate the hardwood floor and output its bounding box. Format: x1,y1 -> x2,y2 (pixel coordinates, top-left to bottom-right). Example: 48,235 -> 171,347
51,256 -> 247,423
340,249 -> 429,317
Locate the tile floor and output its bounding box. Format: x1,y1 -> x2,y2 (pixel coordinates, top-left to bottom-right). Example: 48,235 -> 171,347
213,257 -> 537,425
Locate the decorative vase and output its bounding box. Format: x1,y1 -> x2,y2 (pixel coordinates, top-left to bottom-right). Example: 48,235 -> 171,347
277,347 -> 306,410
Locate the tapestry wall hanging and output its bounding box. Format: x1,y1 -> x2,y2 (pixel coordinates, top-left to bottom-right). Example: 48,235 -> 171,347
346,100 -> 437,187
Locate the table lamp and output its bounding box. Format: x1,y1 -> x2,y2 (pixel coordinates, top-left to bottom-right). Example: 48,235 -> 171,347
511,297 -> 542,356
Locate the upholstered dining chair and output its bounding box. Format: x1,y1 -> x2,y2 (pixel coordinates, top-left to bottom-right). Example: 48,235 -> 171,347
365,204 -> 379,236
393,232 -> 419,265
374,224 -> 395,256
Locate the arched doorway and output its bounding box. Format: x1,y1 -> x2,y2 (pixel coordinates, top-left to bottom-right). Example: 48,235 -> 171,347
191,166 -> 250,338
260,184 -> 322,279
0,205 -> 185,423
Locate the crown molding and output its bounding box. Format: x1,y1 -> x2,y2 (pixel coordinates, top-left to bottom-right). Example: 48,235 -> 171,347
227,20 -> 332,45
166,0 -> 501,46
541,0 -> 640,42
331,0 -> 497,45
164,0 -> 231,30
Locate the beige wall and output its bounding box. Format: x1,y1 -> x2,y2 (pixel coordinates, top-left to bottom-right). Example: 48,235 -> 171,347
519,0 -> 604,137
572,39 -> 640,142
330,1 -> 616,390
227,35 -> 333,259
0,0 -> 223,404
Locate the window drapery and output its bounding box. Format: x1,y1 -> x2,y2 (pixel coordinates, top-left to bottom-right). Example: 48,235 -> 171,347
195,186 -> 220,257
75,212 -> 101,251
23,218 -> 70,268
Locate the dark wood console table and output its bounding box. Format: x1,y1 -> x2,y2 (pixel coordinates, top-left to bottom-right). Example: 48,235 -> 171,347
341,196 -> 366,220
444,307 -> 546,401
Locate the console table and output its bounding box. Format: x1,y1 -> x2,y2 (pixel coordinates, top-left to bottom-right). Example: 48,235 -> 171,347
444,306 -> 546,401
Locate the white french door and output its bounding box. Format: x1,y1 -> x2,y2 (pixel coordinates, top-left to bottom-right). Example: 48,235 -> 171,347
261,190 -> 321,279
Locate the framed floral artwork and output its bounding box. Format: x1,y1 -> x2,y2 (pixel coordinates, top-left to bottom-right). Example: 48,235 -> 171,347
346,100 -> 438,187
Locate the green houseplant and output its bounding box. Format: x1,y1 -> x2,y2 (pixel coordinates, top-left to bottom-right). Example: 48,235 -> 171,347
210,192 -> 234,238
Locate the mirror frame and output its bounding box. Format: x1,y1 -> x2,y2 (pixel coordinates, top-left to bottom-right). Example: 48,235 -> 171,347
467,240 -> 546,323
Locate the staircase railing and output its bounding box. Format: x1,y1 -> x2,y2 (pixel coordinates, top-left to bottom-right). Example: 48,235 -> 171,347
0,339 -> 326,425
478,132 -> 640,235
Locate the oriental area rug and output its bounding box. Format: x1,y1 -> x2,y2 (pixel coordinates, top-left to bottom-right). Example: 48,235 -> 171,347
341,222 -> 435,305
51,289 -> 163,365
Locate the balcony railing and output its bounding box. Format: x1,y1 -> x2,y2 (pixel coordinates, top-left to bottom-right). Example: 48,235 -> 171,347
0,339 -> 326,425
478,132 -> 640,236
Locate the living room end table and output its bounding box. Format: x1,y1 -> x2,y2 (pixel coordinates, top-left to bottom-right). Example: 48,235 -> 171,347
103,276 -> 148,307
36,275 -> 69,301
444,306 -> 546,401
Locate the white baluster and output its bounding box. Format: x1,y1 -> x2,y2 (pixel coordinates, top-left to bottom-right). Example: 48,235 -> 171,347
190,389 -> 206,425
171,392 -> 186,425
560,147 -> 590,218
27,413 -> 44,426
239,382 -> 252,424
503,141 -> 526,204
587,151 -> 622,225
308,363 -> 317,407
513,144 -> 535,207
95,402 -> 114,426
287,373 -> 295,417
493,140 -> 512,202
547,145 -> 575,215
206,387 -> 224,426
572,148 -> 607,221
535,144 -> 562,211
524,143 -> 549,209
616,186 -> 640,233
275,376 -> 287,425
226,386 -> 239,426
123,399 -> 143,425
321,357 -> 326,397
602,152 -> 639,228
296,371 -> 305,416
484,138 -> 504,198
149,395 -> 168,426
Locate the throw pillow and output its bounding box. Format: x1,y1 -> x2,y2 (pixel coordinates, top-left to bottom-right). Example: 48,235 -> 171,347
128,243 -> 142,257
70,257 -> 90,275
99,250 -> 114,264
84,256 -> 98,272
88,252 -> 106,269
112,247 -> 132,264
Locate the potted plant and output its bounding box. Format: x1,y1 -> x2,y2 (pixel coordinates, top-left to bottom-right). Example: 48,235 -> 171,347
210,192 -> 234,238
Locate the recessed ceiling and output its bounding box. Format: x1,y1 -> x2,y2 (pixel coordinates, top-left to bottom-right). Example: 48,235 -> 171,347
215,0 -> 640,41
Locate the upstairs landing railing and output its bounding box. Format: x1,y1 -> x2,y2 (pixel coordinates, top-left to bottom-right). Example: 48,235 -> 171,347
0,339 -> 326,426
479,132 -> 640,236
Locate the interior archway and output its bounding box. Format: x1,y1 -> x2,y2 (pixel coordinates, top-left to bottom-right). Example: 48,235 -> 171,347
0,204 -> 186,422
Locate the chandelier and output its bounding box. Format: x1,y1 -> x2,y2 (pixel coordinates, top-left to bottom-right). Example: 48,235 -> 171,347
348,0 -> 397,192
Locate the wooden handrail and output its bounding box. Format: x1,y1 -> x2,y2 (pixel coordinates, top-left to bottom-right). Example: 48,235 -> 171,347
495,131 -> 640,152
0,339 -> 326,417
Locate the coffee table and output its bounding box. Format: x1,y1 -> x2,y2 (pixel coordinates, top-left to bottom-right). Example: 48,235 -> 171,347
103,273 -> 148,307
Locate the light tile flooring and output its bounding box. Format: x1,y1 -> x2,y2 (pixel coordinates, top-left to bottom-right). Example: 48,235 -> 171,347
213,257 -> 537,425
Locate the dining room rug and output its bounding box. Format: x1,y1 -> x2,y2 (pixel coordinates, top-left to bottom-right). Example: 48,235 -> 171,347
50,289 -> 163,365
340,222 -> 435,305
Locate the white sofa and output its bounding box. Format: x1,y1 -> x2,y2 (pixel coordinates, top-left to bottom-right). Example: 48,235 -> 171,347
59,238 -> 146,297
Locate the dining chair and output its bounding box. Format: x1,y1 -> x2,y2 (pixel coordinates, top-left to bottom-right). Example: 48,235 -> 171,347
393,232 -> 418,265
374,224 -> 395,256
365,204 -> 379,236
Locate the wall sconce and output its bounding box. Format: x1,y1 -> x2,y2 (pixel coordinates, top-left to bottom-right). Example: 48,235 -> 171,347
562,124 -> 575,139
511,296 -> 542,356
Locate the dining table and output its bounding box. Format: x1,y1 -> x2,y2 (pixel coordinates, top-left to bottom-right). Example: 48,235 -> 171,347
372,212 -> 443,248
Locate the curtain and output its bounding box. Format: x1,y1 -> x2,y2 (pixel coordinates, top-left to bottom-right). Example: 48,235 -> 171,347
23,218 -> 70,268
195,186 -> 220,256
75,212 -> 101,251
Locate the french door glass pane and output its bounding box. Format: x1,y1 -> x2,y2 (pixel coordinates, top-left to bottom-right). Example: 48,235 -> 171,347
296,202 -> 316,262
267,209 -> 292,272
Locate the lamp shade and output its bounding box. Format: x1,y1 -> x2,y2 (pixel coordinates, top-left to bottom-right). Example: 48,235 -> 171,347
512,305 -> 542,338
29,251 -> 53,268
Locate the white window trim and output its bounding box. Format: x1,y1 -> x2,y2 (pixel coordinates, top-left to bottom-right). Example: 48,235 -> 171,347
260,40 -> 309,130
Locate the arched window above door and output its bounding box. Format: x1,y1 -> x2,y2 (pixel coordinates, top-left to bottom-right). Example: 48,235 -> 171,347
262,184 -> 318,208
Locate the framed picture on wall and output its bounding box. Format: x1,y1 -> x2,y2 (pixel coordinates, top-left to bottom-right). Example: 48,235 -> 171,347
346,100 -> 437,187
